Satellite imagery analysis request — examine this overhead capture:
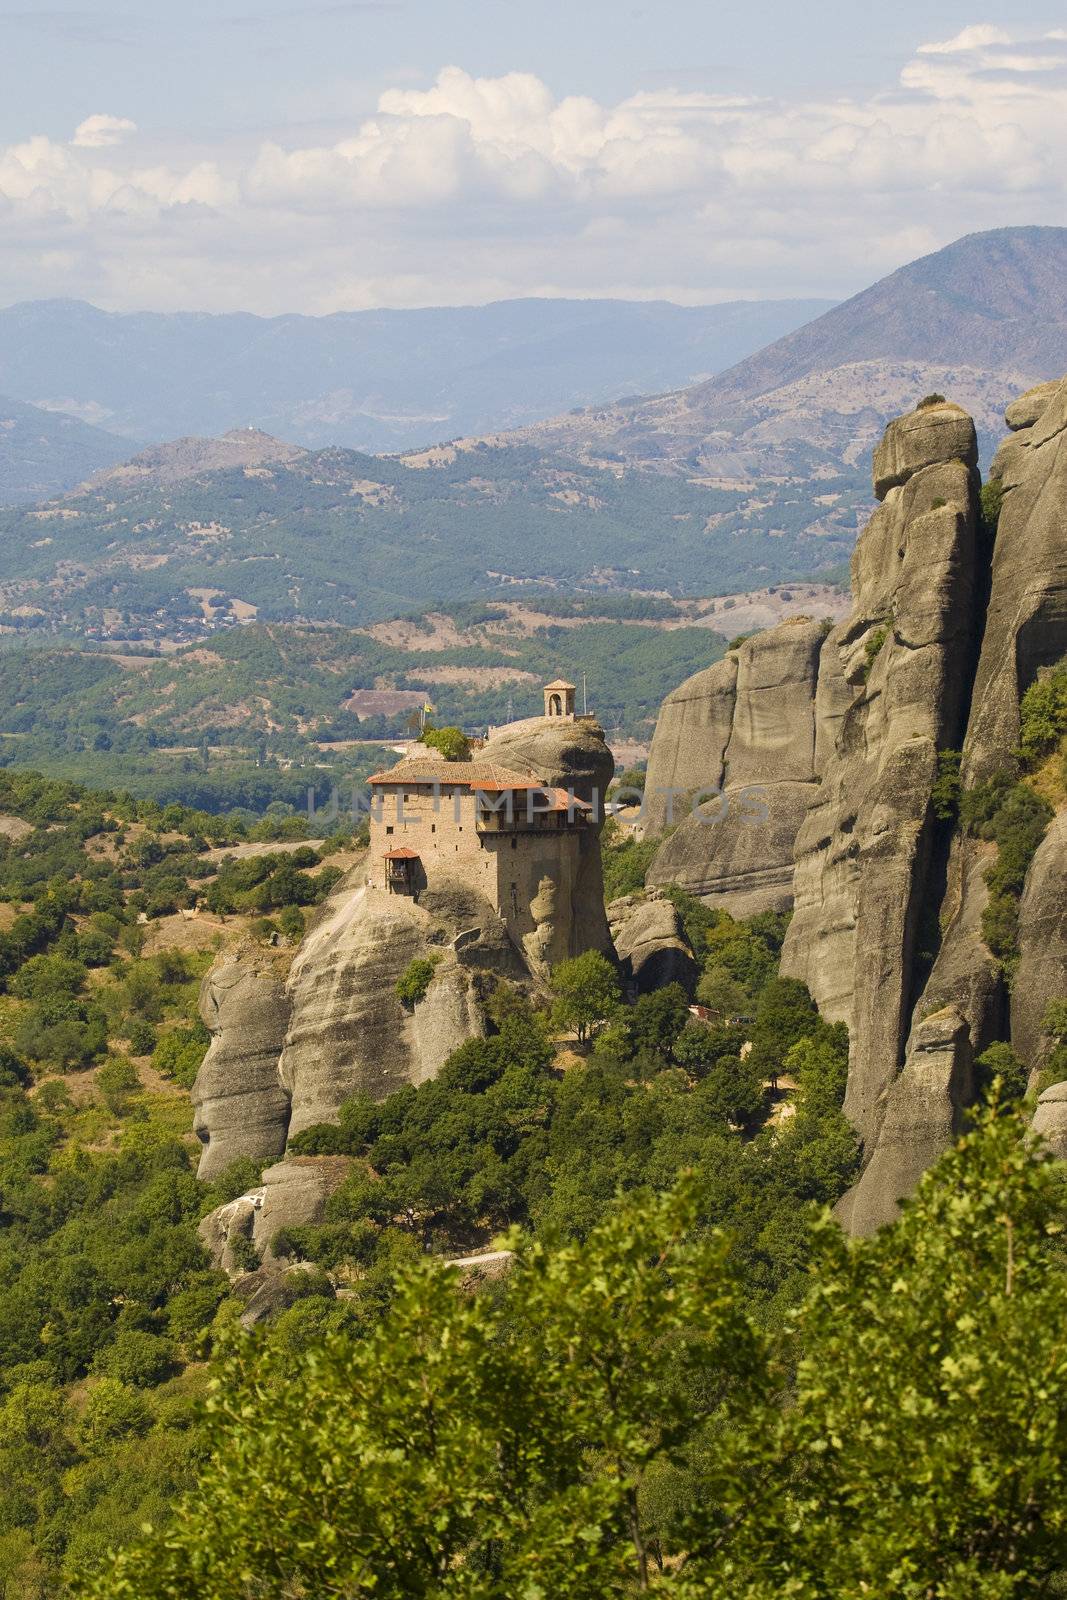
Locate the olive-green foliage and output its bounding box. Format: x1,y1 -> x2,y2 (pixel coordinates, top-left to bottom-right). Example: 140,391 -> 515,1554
419,725 -> 471,762
600,819 -> 661,901
861,621 -> 890,682
395,957 -> 438,1009
550,950 -> 622,1042
931,748 -> 963,822
86,1107 -> 1067,1600
1019,660 -> 1067,766
150,1022 -> 210,1090
962,773 -> 1053,967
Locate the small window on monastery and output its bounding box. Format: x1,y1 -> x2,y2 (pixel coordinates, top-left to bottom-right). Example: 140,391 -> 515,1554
431,824 -> 436,834
511,838 -> 517,849
386,825 -> 393,835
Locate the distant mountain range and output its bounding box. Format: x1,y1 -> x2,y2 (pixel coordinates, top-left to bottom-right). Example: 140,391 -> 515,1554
0,294 -> 832,472
508,227 -> 1067,477
1,226 -> 1064,631
0,393 -> 134,502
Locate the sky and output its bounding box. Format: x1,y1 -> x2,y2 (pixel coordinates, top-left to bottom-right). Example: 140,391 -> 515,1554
2,1 -> 1067,315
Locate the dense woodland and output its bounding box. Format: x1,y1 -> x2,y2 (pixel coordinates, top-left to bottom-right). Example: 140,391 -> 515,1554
0,748 -> 1062,1594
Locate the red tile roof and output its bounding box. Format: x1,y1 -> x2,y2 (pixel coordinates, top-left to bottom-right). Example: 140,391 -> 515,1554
383,847 -> 420,860
368,758 -> 542,788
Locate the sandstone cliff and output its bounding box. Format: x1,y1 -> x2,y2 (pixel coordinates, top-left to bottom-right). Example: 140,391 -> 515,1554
642,617 -> 825,916
643,385 -> 1065,1232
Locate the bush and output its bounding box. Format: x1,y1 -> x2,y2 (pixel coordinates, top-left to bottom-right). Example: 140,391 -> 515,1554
97,1057 -> 142,1116
930,749 -> 962,822
419,726 -> 471,762
395,958 -> 438,1009
550,950 -> 621,1044
92,1329 -> 175,1388
1019,662 -> 1067,767
917,391 -> 946,408
78,1379 -> 152,1450
151,1022 -> 209,1089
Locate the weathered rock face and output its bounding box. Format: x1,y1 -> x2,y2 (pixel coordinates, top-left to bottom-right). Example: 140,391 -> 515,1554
964,375 -> 1067,784
871,399 -> 978,500
643,618 -> 826,915
252,1155 -> 354,1260
608,894 -> 697,994
839,1005 -> 973,1235
192,946 -> 292,1181
279,884 -> 491,1138
1013,813 -> 1067,1074
782,419 -> 982,1158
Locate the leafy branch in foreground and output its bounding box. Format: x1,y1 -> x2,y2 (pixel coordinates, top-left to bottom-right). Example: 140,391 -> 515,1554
83,1106 -> 1067,1599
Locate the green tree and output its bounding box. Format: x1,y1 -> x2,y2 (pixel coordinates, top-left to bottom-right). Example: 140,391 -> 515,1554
550,950 -> 622,1044
419,726 -> 471,762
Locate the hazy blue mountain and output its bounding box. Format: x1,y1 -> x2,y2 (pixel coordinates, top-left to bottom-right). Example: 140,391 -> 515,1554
513,227 -> 1067,473
0,393 -> 135,503
0,295 -> 833,453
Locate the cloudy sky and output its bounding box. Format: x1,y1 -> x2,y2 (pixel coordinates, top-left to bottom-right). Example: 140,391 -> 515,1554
2,1 -> 1066,314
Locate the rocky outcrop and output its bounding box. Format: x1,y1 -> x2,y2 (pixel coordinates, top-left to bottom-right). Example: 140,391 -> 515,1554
638,377 -> 1066,1233
643,618 -> 826,915
839,1005 -> 973,1235
192,945 -> 292,1181
1013,813 -> 1067,1074
253,1156 -> 354,1260
608,894 -> 697,994
1031,1082 -> 1067,1160
198,1156 -> 352,1271
782,411 -> 982,1157
871,399 -> 978,499
191,717 -> 616,1172
963,375 -> 1067,783
279,884 -> 491,1139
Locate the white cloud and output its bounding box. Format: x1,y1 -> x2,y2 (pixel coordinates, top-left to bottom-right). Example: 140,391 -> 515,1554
72,114 -> 137,149
0,29 -> 1066,313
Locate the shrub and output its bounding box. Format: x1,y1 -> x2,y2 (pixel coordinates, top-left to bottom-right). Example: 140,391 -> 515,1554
92,1329 -> 175,1388
1019,662 -> 1067,766
78,1379 -> 152,1450
930,749 -> 962,822
97,1057 -> 142,1116
549,950 -> 621,1044
727,633 -> 753,651
917,391 -> 946,408
419,726 -> 471,762
861,623 -> 890,683
395,958 -> 438,1010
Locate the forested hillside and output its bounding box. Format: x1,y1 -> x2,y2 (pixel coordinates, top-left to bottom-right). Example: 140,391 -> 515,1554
0,760 -> 1061,1594
0,437 -> 862,635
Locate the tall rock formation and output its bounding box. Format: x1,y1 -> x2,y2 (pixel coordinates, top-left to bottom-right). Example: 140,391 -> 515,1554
963,377 -> 1067,783
642,618 -> 826,916
781,402 -> 982,1166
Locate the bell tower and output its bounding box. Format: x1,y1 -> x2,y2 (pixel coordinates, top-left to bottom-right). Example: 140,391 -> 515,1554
543,678 -> 576,718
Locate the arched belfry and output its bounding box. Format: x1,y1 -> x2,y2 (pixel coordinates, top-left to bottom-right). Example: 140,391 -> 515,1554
543,678 -> 576,718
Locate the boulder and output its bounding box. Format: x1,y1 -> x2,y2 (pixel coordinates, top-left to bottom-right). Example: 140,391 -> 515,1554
872,400 -> 978,500
1013,812 -> 1067,1073
1032,1082 -> 1067,1161
1005,381 -> 1062,431
839,1006 -> 973,1236
608,895 -> 697,993
234,1263 -> 336,1330
191,945 -> 292,1181
643,618 -> 825,916
197,1189 -> 264,1274
252,1155 -> 354,1259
